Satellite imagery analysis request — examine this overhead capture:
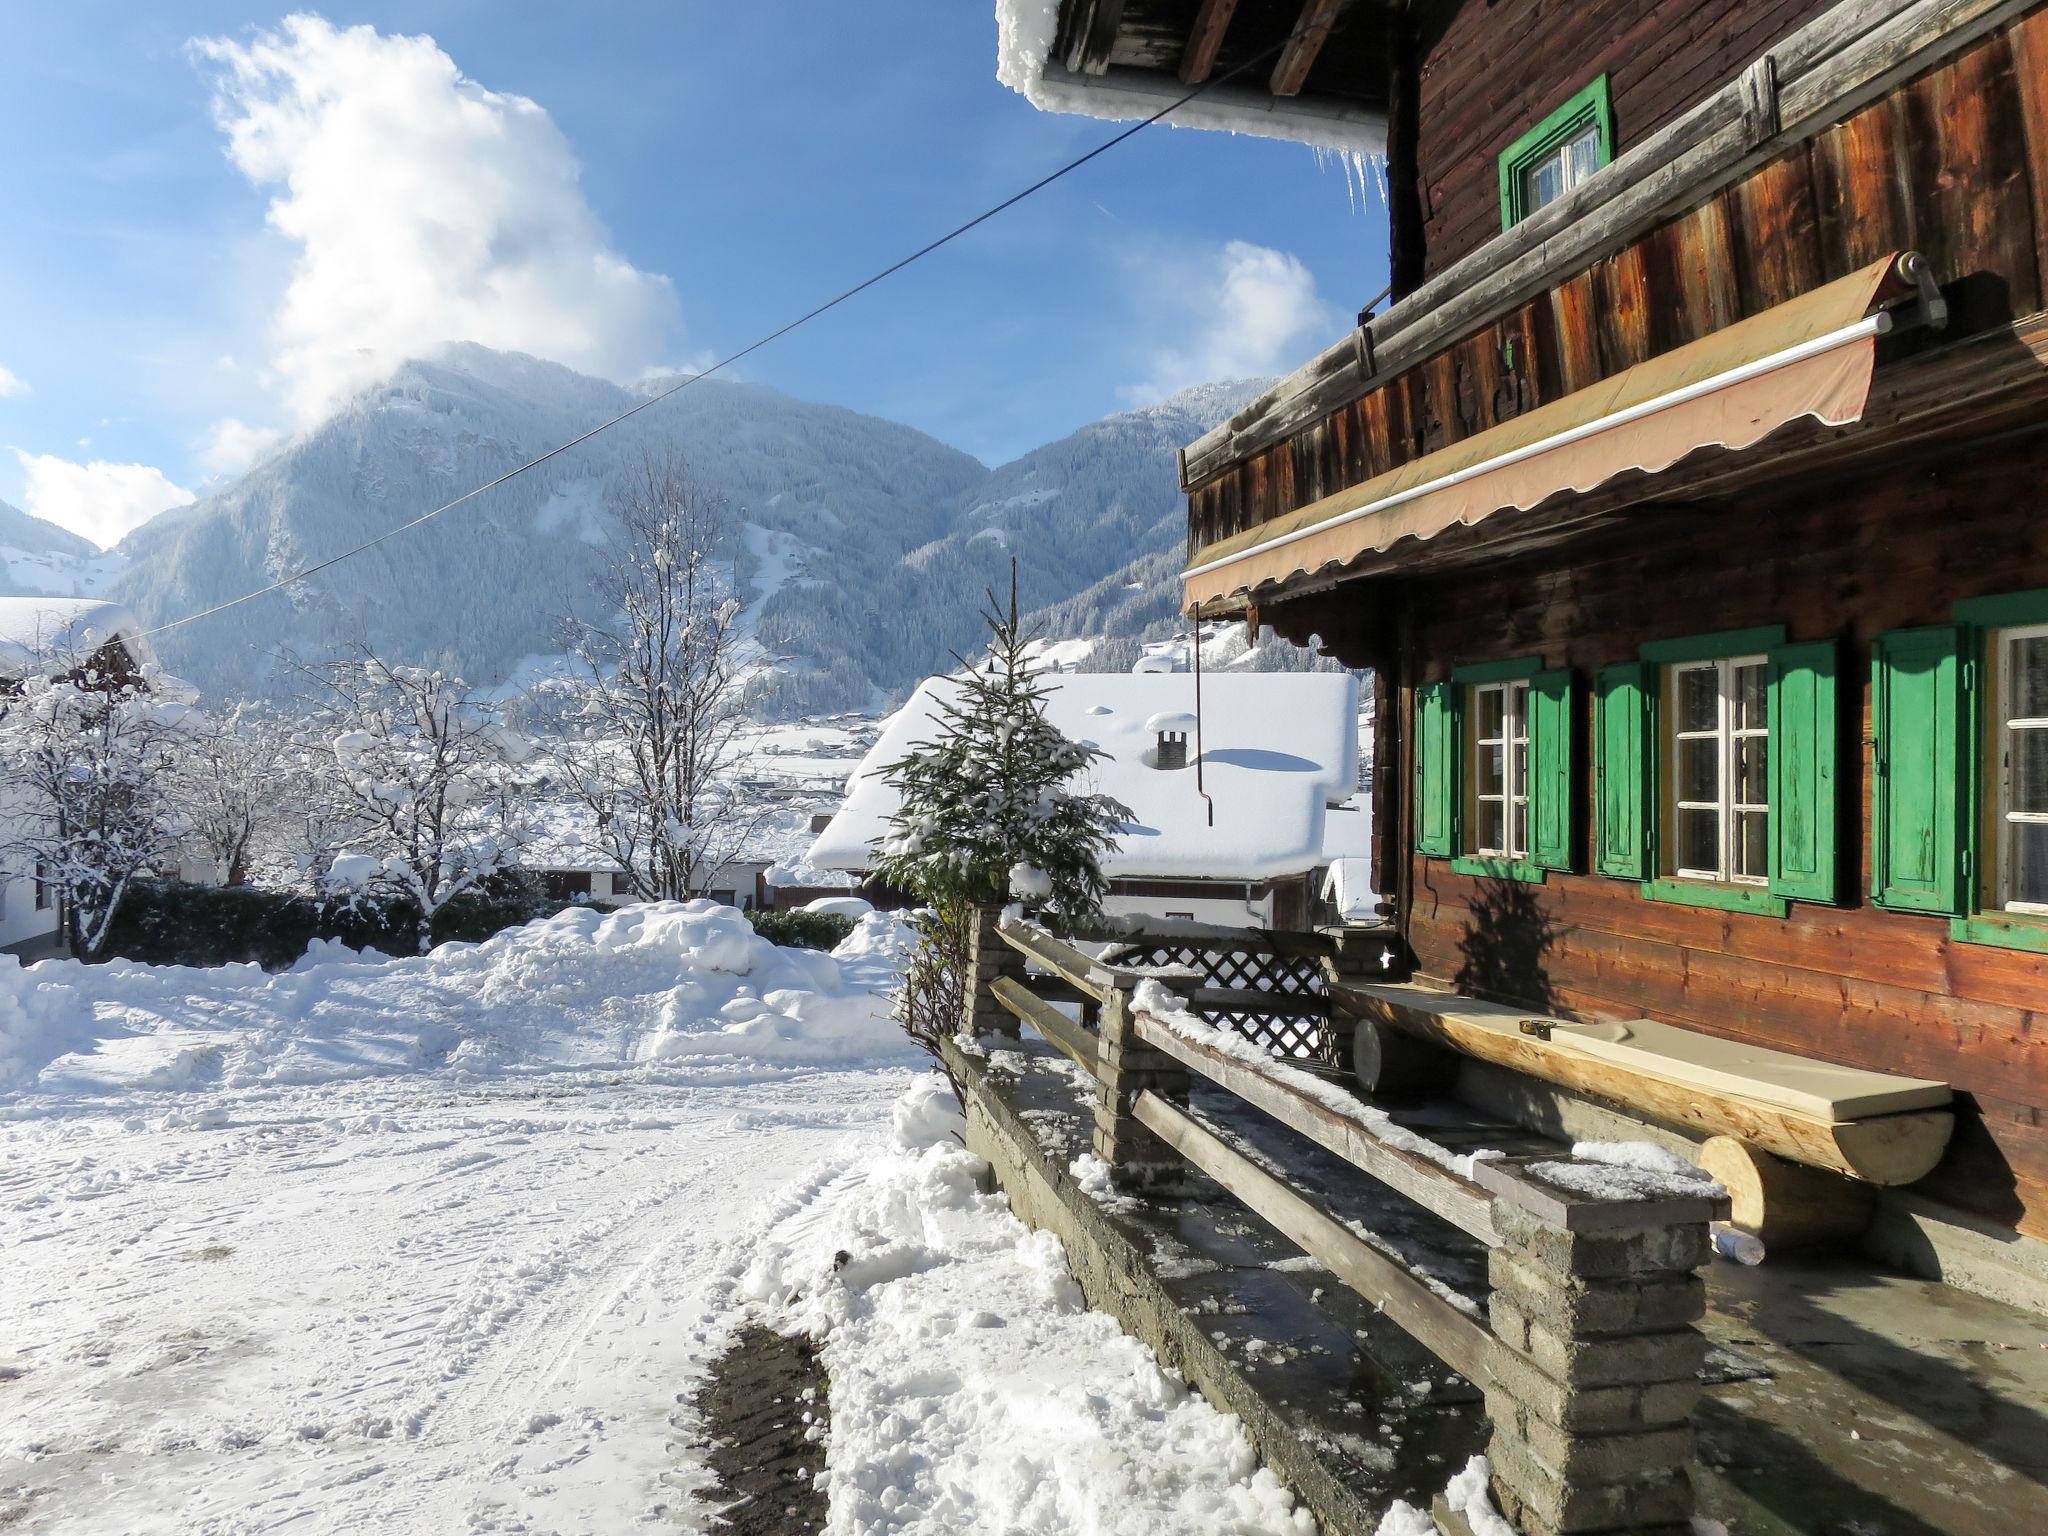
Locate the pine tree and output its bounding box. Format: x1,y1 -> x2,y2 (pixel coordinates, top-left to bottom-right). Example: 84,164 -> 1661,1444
872,566 -> 1128,924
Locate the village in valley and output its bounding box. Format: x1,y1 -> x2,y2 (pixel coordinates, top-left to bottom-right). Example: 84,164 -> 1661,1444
3,2 -> 2047,1534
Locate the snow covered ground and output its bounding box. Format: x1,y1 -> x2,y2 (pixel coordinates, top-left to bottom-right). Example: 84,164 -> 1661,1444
0,900 -> 1345,1534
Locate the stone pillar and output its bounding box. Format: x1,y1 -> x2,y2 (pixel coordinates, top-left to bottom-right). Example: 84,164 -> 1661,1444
1091,983 -> 1192,1187
1480,1191 -> 1717,1536
961,904 -> 1025,1040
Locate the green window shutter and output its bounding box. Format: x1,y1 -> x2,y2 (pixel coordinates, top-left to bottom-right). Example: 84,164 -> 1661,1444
1593,661 -> 1653,878
1414,680 -> 1458,858
1767,640 -> 1839,903
1871,625 -> 1967,914
1529,668 -> 1575,871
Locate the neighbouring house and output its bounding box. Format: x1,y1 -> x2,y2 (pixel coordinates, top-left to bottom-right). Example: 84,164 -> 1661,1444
0,597 -> 201,956
1005,3 -> 2048,1260
526,795 -> 842,912
806,670 -> 1369,928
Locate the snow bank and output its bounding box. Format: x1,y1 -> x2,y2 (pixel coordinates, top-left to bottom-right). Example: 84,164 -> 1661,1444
736,1077 -> 1315,1534
0,901 -> 921,1101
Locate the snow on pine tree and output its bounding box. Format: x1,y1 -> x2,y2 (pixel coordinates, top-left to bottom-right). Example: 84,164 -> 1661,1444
873,569 -> 1129,923
0,640 -> 193,955
308,655 -> 538,953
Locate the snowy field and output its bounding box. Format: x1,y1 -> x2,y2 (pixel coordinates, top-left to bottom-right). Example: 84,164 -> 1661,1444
0,902 -> 1334,1535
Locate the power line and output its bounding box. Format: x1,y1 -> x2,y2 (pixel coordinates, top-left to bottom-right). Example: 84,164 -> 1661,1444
140,35 -> 1300,642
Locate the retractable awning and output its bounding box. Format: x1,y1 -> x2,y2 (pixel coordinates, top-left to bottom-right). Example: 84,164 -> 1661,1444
1183,253 -> 1918,614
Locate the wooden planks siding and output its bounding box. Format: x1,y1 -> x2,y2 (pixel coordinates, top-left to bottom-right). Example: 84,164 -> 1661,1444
1395,436 -> 2048,1236
1188,12 -> 2048,560
1415,0 -> 1837,280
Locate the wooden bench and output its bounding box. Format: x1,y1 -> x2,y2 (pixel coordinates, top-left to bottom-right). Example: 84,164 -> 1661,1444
1332,980 -> 1954,1195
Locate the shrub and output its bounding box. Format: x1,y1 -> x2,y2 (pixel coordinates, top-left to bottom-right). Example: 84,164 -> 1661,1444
95,872 -> 562,970
747,907 -> 856,952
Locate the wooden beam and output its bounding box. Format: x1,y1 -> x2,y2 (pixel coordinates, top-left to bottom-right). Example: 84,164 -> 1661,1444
1178,0 -> 1240,85
990,977 -> 1099,1073
1130,1010 -> 1498,1243
1063,0 -> 1128,77
997,920 -> 1117,1003
1132,1090 -> 1493,1385
1270,0 -> 1347,97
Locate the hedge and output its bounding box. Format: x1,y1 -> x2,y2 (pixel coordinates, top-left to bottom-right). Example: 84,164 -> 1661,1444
745,908 -> 857,952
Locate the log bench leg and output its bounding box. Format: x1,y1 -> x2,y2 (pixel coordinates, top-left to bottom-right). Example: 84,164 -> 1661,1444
1698,1135 -> 1875,1252
1350,1015 -> 1460,1100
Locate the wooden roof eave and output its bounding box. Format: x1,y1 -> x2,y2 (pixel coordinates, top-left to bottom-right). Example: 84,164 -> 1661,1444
1180,0 -> 2031,490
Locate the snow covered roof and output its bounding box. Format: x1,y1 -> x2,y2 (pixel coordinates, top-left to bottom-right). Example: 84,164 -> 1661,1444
808,671 -> 1361,882
0,598 -> 158,681
994,0 -> 1388,157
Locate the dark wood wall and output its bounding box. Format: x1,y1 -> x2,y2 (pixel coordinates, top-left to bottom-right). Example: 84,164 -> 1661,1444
1189,10 -> 2048,557
1414,0 -> 1837,279
1393,435 -> 2048,1236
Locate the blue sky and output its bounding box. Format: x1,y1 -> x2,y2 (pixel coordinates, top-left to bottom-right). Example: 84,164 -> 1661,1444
0,3 -> 1388,546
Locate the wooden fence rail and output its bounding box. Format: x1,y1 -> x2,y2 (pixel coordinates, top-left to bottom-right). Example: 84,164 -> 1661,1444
983,913 -> 1729,1536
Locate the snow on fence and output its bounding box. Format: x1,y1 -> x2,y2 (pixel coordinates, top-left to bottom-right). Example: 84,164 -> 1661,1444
981,912 -> 1730,1536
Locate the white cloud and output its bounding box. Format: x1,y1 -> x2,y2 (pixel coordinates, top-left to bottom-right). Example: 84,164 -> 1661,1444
1124,240 -> 1335,406
194,15 -> 679,427
198,417 -> 285,477
10,449 -> 196,549
0,363 -> 28,399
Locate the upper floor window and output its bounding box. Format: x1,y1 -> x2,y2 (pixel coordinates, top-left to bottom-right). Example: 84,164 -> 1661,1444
1470,679 -> 1531,859
1413,659 -> 1574,882
1499,76 -> 1615,229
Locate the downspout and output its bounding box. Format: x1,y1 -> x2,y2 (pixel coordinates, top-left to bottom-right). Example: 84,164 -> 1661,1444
1192,621 -> 1214,827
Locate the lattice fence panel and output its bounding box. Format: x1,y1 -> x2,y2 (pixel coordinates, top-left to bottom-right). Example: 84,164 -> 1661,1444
1102,939 -> 1338,1067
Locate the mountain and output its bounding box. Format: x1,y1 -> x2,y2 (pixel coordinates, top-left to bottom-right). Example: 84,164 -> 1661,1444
0,499 -> 122,598
107,347 -> 1267,712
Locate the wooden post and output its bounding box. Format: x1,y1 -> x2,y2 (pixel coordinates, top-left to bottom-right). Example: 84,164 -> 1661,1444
1092,983 -> 1191,1187
963,905 -> 1025,1040
1481,1186 -> 1718,1536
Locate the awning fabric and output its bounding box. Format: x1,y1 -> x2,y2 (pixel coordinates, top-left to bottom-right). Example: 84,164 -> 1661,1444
1183,253 -> 1911,614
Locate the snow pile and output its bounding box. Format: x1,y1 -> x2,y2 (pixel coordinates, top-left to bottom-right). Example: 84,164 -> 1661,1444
1373,1455 -> 1517,1536
0,901 -> 921,1100
1529,1140 -> 1725,1203
736,1076 -> 1315,1534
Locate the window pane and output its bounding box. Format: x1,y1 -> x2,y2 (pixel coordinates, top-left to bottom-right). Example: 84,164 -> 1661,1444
1511,800 -> 1529,859
1736,810 -> 1769,881
1525,156 -> 1563,212
2010,821 -> 2048,907
2014,634 -> 2048,720
1477,801 -> 1506,854
1510,736 -> 1528,798
1563,127 -> 1602,192
2013,724 -> 2048,813
1736,736 -> 1769,808
1507,683 -> 1529,740
1677,808 -> 1720,873
1475,687 -> 1505,740
1677,666 -> 1718,733
1479,744 -> 1505,798
1735,662 -> 1768,732
1677,737 -> 1718,802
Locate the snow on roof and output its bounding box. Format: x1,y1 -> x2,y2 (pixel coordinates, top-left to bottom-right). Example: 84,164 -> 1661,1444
1322,858 -> 1380,923
994,0 -> 1387,156
0,597 -> 157,680
808,671 -> 1361,882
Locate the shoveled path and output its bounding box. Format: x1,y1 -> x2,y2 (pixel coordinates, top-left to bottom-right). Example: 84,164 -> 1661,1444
693,1325 -> 829,1534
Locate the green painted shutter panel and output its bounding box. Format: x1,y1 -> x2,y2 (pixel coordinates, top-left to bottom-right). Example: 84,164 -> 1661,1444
1594,661 -> 1653,878
1414,680 -> 1457,858
1767,640 -> 1839,903
1871,626 -> 1966,914
1530,668 -> 1575,872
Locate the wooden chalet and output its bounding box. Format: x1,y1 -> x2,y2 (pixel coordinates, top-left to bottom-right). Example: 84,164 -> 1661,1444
1007,0 -> 2048,1264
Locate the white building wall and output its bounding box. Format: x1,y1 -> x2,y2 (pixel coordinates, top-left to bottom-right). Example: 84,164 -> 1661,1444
0,788 -> 60,954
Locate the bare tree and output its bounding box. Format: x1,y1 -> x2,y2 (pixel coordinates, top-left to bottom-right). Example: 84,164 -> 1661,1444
551,449 -> 761,903
177,702 -> 292,886
0,641 -> 191,955
308,655 -> 537,953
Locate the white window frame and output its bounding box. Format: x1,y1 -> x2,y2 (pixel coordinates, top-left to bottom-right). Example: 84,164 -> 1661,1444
1470,680 -> 1531,860
1667,655 -> 1769,886
1522,122 -> 1604,215
1994,622 -> 2048,916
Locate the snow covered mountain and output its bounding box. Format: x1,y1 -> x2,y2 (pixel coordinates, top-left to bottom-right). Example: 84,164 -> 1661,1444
105,347 -> 1264,710
0,498 -> 123,598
